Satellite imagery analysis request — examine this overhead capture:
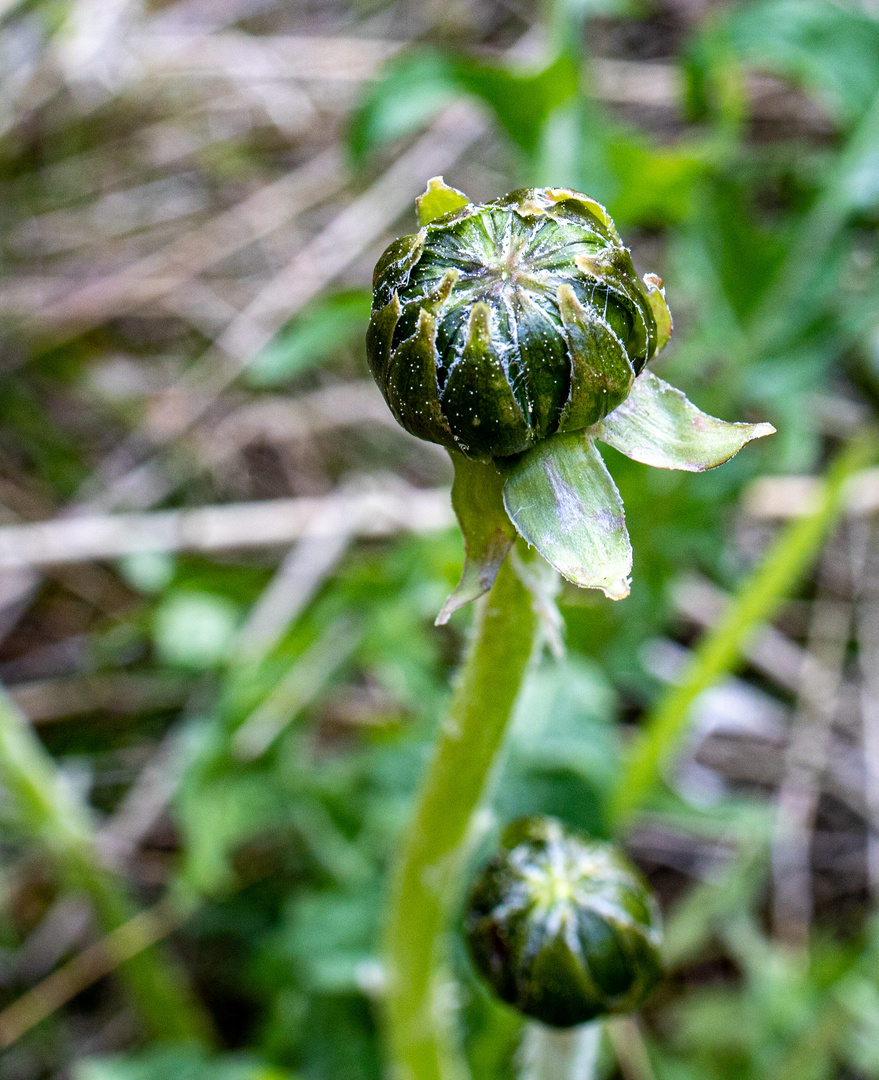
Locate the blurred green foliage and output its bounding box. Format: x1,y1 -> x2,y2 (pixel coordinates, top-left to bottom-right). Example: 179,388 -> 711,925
1,0 -> 879,1078
247,291 -> 373,387
73,1046 -> 297,1080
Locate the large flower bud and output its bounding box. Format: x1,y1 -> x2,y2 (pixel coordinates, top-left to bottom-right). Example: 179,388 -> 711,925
465,817 -> 662,1027
368,185 -> 667,460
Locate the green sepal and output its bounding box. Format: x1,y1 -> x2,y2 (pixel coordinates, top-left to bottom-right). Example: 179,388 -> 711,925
501,432 -> 632,600
422,267 -> 459,314
542,188 -> 618,238
440,303 -> 530,459
371,233 -> 424,309
595,370 -> 775,471
385,308 -> 455,447
505,291 -> 569,440
364,293 -> 401,388
642,274 -> 673,355
436,451 -> 517,625
572,249 -> 657,366
416,176 -> 471,226
556,284 -> 634,430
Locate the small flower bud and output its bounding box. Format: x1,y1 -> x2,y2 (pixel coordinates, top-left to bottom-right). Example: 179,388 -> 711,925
368,185 -> 665,460
465,816 -> 662,1028
368,181 -> 770,608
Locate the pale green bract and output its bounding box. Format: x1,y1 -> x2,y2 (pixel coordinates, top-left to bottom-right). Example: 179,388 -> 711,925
370,178 -> 776,614
501,371 -> 776,600
503,435 -> 632,601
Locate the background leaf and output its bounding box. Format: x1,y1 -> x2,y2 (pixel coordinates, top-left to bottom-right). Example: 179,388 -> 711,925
247,291 -> 372,386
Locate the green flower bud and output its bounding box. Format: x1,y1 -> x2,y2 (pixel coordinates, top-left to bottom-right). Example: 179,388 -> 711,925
368,179 -> 771,612
367,184 -> 665,460
465,816 -> 662,1028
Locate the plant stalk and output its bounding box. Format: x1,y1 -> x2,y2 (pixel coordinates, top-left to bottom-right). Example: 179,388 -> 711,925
0,684 -> 213,1044
519,1022 -> 602,1080
385,555 -> 538,1080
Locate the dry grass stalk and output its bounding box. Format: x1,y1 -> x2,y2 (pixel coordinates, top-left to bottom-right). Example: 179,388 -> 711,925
851,520 -> 879,893
745,468 -> 879,519
35,148 -> 344,336
771,546 -> 853,948
0,897 -> 188,1050
0,484 -> 453,569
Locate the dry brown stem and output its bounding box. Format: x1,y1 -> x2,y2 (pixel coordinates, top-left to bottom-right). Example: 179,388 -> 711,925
771,547 -> 853,948
0,484 -> 453,569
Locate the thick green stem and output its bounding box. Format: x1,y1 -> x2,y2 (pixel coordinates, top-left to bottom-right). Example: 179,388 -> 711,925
519,1022 -> 602,1080
385,555 -> 538,1080
0,685 -> 213,1044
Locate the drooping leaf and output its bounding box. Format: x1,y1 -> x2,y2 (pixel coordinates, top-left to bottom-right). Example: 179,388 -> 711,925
501,432 -> 631,600
595,371 -> 775,472
416,176 -> 470,226
436,451 -> 516,625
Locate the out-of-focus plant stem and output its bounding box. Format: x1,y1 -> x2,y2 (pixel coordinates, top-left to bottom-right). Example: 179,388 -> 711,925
0,683 -> 213,1045
611,432 -> 878,829
385,554 -> 537,1080
519,1021 -> 602,1080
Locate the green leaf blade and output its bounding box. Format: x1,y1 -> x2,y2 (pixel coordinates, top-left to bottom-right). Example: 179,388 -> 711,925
595,371 -> 775,472
502,433 -> 632,600
454,52 -> 579,155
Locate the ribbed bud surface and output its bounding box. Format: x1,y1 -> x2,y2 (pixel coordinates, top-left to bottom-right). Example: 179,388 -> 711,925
465,817 -> 662,1027
368,188 -> 659,459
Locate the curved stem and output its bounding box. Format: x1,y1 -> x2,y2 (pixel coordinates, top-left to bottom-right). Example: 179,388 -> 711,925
385,555 -> 537,1080
0,684 -> 213,1044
